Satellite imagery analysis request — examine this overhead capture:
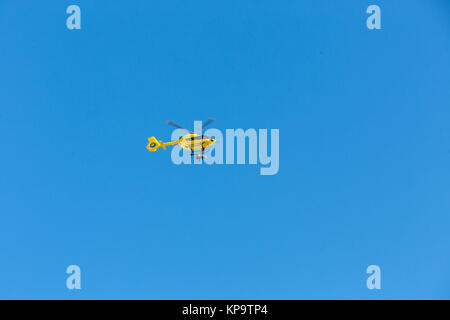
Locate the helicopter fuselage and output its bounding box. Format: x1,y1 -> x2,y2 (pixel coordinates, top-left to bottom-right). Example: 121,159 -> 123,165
179,134 -> 215,152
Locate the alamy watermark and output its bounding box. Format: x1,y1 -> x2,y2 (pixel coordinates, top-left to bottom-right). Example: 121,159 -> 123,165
66,5 -> 81,30
66,265 -> 81,290
366,265 -> 381,290
169,121 -> 279,176
366,5 -> 381,30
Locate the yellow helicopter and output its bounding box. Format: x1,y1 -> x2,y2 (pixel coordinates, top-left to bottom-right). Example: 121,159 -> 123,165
146,118 -> 216,159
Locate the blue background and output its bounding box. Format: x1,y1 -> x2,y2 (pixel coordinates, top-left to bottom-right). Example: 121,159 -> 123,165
0,0 -> 449,299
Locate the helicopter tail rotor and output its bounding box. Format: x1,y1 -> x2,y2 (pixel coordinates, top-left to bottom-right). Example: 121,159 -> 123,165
146,136 -> 162,152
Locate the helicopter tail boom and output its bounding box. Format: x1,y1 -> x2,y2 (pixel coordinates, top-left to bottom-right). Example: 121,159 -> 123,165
146,136 -> 179,152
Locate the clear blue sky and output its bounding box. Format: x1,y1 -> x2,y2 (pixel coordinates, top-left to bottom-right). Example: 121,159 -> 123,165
0,0 -> 449,299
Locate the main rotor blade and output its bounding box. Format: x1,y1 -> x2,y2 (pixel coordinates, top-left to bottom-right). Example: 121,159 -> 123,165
201,118 -> 216,130
166,120 -> 193,134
